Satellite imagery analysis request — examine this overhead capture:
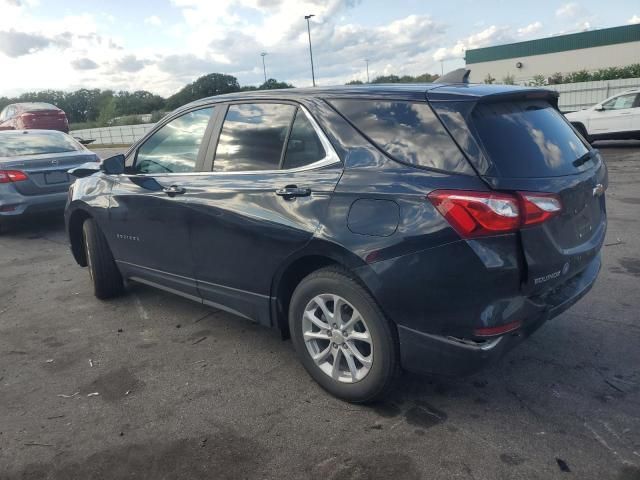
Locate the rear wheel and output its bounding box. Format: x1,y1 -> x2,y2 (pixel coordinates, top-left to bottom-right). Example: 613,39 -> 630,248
289,267 -> 399,402
82,218 -> 123,299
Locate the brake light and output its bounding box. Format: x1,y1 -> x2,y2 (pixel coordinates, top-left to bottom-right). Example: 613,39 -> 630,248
428,190 -> 562,238
428,190 -> 520,238
0,170 -> 28,183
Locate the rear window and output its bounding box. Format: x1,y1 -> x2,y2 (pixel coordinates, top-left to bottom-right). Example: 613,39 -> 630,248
21,103 -> 59,111
0,132 -> 82,157
330,99 -> 473,174
471,100 -> 591,178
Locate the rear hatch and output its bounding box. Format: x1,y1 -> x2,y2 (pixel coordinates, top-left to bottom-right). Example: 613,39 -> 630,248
0,150 -> 98,195
22,109 -> 68,131
430,89 -> 607,296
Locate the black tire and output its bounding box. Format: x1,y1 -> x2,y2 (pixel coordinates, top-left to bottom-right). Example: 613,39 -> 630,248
289,266 -> 399,403
82,218 -> 123,299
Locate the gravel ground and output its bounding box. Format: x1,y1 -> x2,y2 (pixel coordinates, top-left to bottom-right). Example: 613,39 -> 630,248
0,143 -> 639,480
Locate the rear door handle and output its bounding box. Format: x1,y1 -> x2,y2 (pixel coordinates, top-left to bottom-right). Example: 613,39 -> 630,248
275,185 -> 311,199
162,185 -> 186,197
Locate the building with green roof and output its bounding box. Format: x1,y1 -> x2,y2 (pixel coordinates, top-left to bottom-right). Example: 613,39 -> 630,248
465,23 -> 640,83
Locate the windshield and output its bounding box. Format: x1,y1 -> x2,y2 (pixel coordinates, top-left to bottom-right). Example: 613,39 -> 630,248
472,100 -> 592,178
0,132 -> 83,157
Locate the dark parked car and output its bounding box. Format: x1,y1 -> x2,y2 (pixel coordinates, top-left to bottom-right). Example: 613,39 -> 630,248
0,102 -> 70,133
0,130 -> 99,231
65,82 -> 607,402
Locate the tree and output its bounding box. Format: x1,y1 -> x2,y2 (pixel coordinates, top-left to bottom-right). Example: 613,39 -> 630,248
529,75 -> 547,86
501,74 -> 515,85
258,78 -> 294,90
547,72 -> 564,85
346,80 -> 364,85
484,74 -> 496,84
166,73 -> 241,109
371,74 -> 401,84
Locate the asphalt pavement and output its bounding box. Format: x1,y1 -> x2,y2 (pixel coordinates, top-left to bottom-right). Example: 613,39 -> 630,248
0,143 -> 639,479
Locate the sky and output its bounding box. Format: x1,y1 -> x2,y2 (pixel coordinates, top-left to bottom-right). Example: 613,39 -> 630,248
0,0 -> 638,97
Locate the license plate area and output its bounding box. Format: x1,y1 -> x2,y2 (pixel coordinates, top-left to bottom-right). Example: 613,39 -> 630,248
45,171 -> 69,185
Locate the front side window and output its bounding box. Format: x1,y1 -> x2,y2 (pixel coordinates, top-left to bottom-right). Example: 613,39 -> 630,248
282,109 -> 326,170
214,103 -> 296,172
135,107 -> 213,174
602,94 -> 637,110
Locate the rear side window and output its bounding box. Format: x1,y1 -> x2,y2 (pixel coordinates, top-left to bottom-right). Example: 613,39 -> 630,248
330,99 -> 472,174
282,109 -> 326,170
472,100 -> 590,178
214,103 -> 296,172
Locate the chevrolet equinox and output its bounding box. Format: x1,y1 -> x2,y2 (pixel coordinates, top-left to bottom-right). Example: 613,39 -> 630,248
66,78 -> 607,402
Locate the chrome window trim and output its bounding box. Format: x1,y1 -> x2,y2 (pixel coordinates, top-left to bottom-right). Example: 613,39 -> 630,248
121,104 -> 341,178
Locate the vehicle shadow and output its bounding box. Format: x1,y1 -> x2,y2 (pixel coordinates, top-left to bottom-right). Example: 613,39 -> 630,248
0,212 -> 66,239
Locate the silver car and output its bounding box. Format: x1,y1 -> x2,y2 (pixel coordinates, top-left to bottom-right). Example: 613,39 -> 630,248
0,129 -> 99,231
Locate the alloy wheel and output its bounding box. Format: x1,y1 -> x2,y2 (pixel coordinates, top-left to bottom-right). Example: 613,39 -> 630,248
302,294 -> 373,383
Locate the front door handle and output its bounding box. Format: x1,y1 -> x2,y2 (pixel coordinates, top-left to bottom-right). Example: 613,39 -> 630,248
275,185 -> 311,199
162,185 -> 186,197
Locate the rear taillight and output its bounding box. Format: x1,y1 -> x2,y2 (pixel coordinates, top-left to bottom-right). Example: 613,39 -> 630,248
428,190 -> 562,238
0,170 -> 29,183
518,192 -> 562,226
428,190 -> 520,238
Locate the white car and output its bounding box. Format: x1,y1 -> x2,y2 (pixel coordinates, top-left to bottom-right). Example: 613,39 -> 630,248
565,89 -> 640,142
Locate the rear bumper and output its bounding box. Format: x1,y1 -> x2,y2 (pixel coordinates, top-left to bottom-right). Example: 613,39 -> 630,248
0,189 -> 68,217
397,254 -> 601,376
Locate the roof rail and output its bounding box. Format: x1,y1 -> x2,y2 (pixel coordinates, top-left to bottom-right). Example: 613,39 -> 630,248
435,68 -> 471,84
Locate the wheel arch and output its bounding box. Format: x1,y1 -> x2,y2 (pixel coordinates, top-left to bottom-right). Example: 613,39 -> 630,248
68,207 -> 93,267
270,240 -> 371,339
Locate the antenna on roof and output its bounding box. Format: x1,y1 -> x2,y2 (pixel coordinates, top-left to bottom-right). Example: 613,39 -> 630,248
434,68 -> 471,84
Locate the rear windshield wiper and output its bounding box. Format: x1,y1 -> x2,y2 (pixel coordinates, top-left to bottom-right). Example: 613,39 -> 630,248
573,151 -> 592,167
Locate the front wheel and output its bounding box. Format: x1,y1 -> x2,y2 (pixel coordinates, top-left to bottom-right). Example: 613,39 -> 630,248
289,267 -> 399,403
82,218 -> 123,299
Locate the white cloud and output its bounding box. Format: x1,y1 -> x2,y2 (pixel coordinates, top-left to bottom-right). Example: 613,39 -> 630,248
517,21 -> 543,37
433,25 -> 512,62
144,15 -> 162,27
556,2 -> 584,18
628,14 -> 640,24
71,57 -> 99,70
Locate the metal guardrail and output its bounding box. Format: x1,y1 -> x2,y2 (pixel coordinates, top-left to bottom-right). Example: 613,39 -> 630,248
545,78 -> 640,112
70,123 -> 155,145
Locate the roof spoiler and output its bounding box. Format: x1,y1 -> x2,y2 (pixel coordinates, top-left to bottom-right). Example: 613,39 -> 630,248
434,68 -> 470,84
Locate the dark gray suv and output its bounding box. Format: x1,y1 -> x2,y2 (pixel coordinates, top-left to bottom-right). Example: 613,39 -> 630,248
66,81 -> 607,402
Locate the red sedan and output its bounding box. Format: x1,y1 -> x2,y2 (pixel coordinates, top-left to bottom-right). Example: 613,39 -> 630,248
0,102 -> 69,133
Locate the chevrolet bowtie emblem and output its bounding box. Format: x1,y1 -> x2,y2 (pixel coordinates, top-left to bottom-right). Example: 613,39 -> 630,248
592,184 -> 605,197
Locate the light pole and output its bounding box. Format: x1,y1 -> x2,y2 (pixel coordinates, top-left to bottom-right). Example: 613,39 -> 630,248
365,59 -> 370,83
304,14 -> 316,86
260,52 -> 268,83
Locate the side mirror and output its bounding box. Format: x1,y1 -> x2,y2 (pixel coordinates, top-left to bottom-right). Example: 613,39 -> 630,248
69,162 -> 101,178
594,105 -> 605,111
101,154 -> 125,175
